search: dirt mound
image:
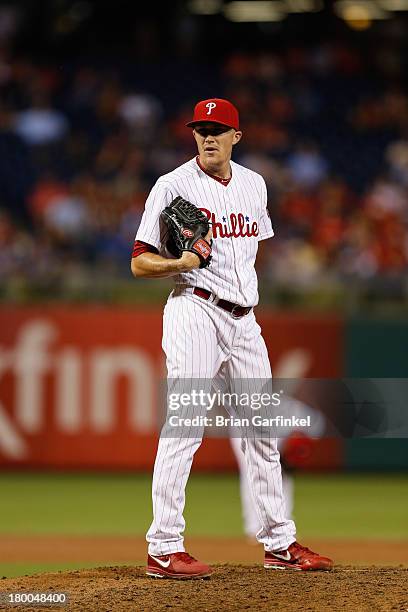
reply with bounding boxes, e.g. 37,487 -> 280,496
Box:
1,565 -> 407,612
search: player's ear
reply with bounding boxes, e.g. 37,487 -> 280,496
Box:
232,130 -> 242,146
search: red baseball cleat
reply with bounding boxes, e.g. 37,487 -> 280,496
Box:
146,552 -> 212,579
264,541 -> 333,571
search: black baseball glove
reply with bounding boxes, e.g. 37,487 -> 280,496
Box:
160,196 -> 212,269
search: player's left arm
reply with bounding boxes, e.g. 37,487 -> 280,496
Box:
258,178 -> 274,242
255,178 -> 274,271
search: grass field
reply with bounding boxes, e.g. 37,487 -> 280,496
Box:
0,472 -> 407,577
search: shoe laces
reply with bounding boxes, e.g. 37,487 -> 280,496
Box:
177,552 -> 197,564
290,542 -> 315,557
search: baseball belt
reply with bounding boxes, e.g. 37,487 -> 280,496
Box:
192,287 -> 252,318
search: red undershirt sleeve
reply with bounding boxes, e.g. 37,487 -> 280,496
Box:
132,240 -> 160,258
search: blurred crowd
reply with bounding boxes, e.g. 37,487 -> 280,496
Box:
1,41 -> 408,303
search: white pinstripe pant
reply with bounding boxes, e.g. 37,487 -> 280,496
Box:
146,291 -> 296,555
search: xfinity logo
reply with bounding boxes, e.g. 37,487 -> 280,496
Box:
0,320 -> 155,459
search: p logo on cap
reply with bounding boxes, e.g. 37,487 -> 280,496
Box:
205,102 -> 217,115
186,98 -> 239,130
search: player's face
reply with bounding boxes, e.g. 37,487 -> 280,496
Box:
193,123 -> 242,168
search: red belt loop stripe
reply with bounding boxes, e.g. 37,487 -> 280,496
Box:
193,287 -> 212,300
192,287 -> 252,318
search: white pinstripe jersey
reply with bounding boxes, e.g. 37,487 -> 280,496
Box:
135,156 -> 274,306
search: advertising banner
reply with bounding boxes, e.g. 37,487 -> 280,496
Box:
0,307 -> 343,469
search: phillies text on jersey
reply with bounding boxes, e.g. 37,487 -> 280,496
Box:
135,157 -> 274,306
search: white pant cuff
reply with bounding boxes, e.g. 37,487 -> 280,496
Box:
263,537 -> 296,553
148,544 -> 185,556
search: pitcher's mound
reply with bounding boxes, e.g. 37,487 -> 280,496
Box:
1,565 -> 407,611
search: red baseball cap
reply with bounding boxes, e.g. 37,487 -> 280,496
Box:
186,98 -> 239,130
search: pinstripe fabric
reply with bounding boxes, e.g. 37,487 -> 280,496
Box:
146,294 -> 296,555
135,157 -> 274,307
230,435 -> 295,537
141,156 -> 295,557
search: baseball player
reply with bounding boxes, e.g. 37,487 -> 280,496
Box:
131,98 -> 333,578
